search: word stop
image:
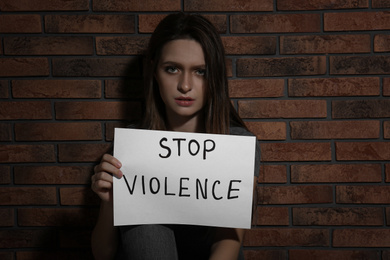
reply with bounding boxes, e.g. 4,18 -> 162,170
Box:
159,137 -> 216,160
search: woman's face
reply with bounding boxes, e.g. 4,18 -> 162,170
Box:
155,39 -> 207,127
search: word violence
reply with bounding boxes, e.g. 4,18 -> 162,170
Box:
123,175 -> 242,200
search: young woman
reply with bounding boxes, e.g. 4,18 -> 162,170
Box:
91,13 -> 260,260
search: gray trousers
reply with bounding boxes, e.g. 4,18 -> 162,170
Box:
117,225 -> 245,260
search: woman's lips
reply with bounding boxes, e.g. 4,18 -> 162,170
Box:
175,97 -> 194,106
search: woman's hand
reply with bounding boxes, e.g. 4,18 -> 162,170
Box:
92,154 -> 123,202
91,154 -> 121,259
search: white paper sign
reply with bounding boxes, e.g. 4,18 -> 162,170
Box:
113,128 -> 256,229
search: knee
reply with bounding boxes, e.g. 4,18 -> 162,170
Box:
121,224 -> 172,237
120,224 -> 175,244
119,225 -> 178,260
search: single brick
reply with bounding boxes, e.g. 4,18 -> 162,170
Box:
229,79 -> 284,98
332,100 -> 390,118
238,100 -> 327,119
60,187 -> 100,205
0,208 -> 13,226
58,143 -> 111,162
18,208 -> 98,227
258,165 -> 287,183
255,207 -> 289,226
96,36 -> 149,55
185,0 -> 272,11
245,250 -> 287,260
385,121 -> 390,139
374,34 -> 390,52
52,57 -> 141,77
15,122 -> 102,141
231,14 -> 321,33
0,101 -> 52,120
244,228 -> 329,247
0,165 -> 11,184
0,0 -> 89,11
293,207 -> 383,225
387,208 -> 390,225
281,34 -> 370,54
0,123 -> 11,141
330,56 -> 390,75
14,166 -> 93,184
45,15 -> 135,33
55,101 -> 141,120
325,11 -> 390,31
333,229 -> 390,247
246,121 -> 286,141
277,0 -> 368,10
237,56 -> 326,77
222,36 -> 276,55
0,80 -> 8,98
12,79 -> 101,98
289,250 -> 380,260
258,185 -> 333,204
336,142 -> 390,161
0,187 -> 57,205
105,79 -> 143,99
0,144 -> 55,163
372,0 -> 390,8
105,122 -> 129,141
290,120 -> 380,139
0,58 -> 49,77
288,77 -> 380,96
336,185 -> 390,203
0,15 -> 41,33
0,229 -> 56,248
4,36 -> 93,55
138,14 -> 227,34
93,0 -> 180,11
384,78 -> 390,96
261,143 -> 331,162
386,164 -> 390,182
291,164 -> 382,183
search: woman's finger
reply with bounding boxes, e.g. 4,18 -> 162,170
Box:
93,171 -> 113,183
102,154 -> 122,169
91,180 -> 113,202
95,156 -> 123,179
92,179 -> 113,191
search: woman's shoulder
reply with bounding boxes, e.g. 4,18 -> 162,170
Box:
230,125 -> 260,177
229,125 -> 255,137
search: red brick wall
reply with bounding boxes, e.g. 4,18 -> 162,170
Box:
0,0 -> 389,259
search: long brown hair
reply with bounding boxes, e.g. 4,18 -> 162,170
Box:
141,12 -> 246,134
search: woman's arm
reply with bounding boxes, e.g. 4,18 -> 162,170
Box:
209,228 -> 245,260
91,201 -> 118,260
91,154 -> 123,260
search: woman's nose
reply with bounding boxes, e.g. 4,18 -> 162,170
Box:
178,72 -> 192,93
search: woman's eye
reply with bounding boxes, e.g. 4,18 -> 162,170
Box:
165,66 -> 178,73
196,69 -> 206,76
